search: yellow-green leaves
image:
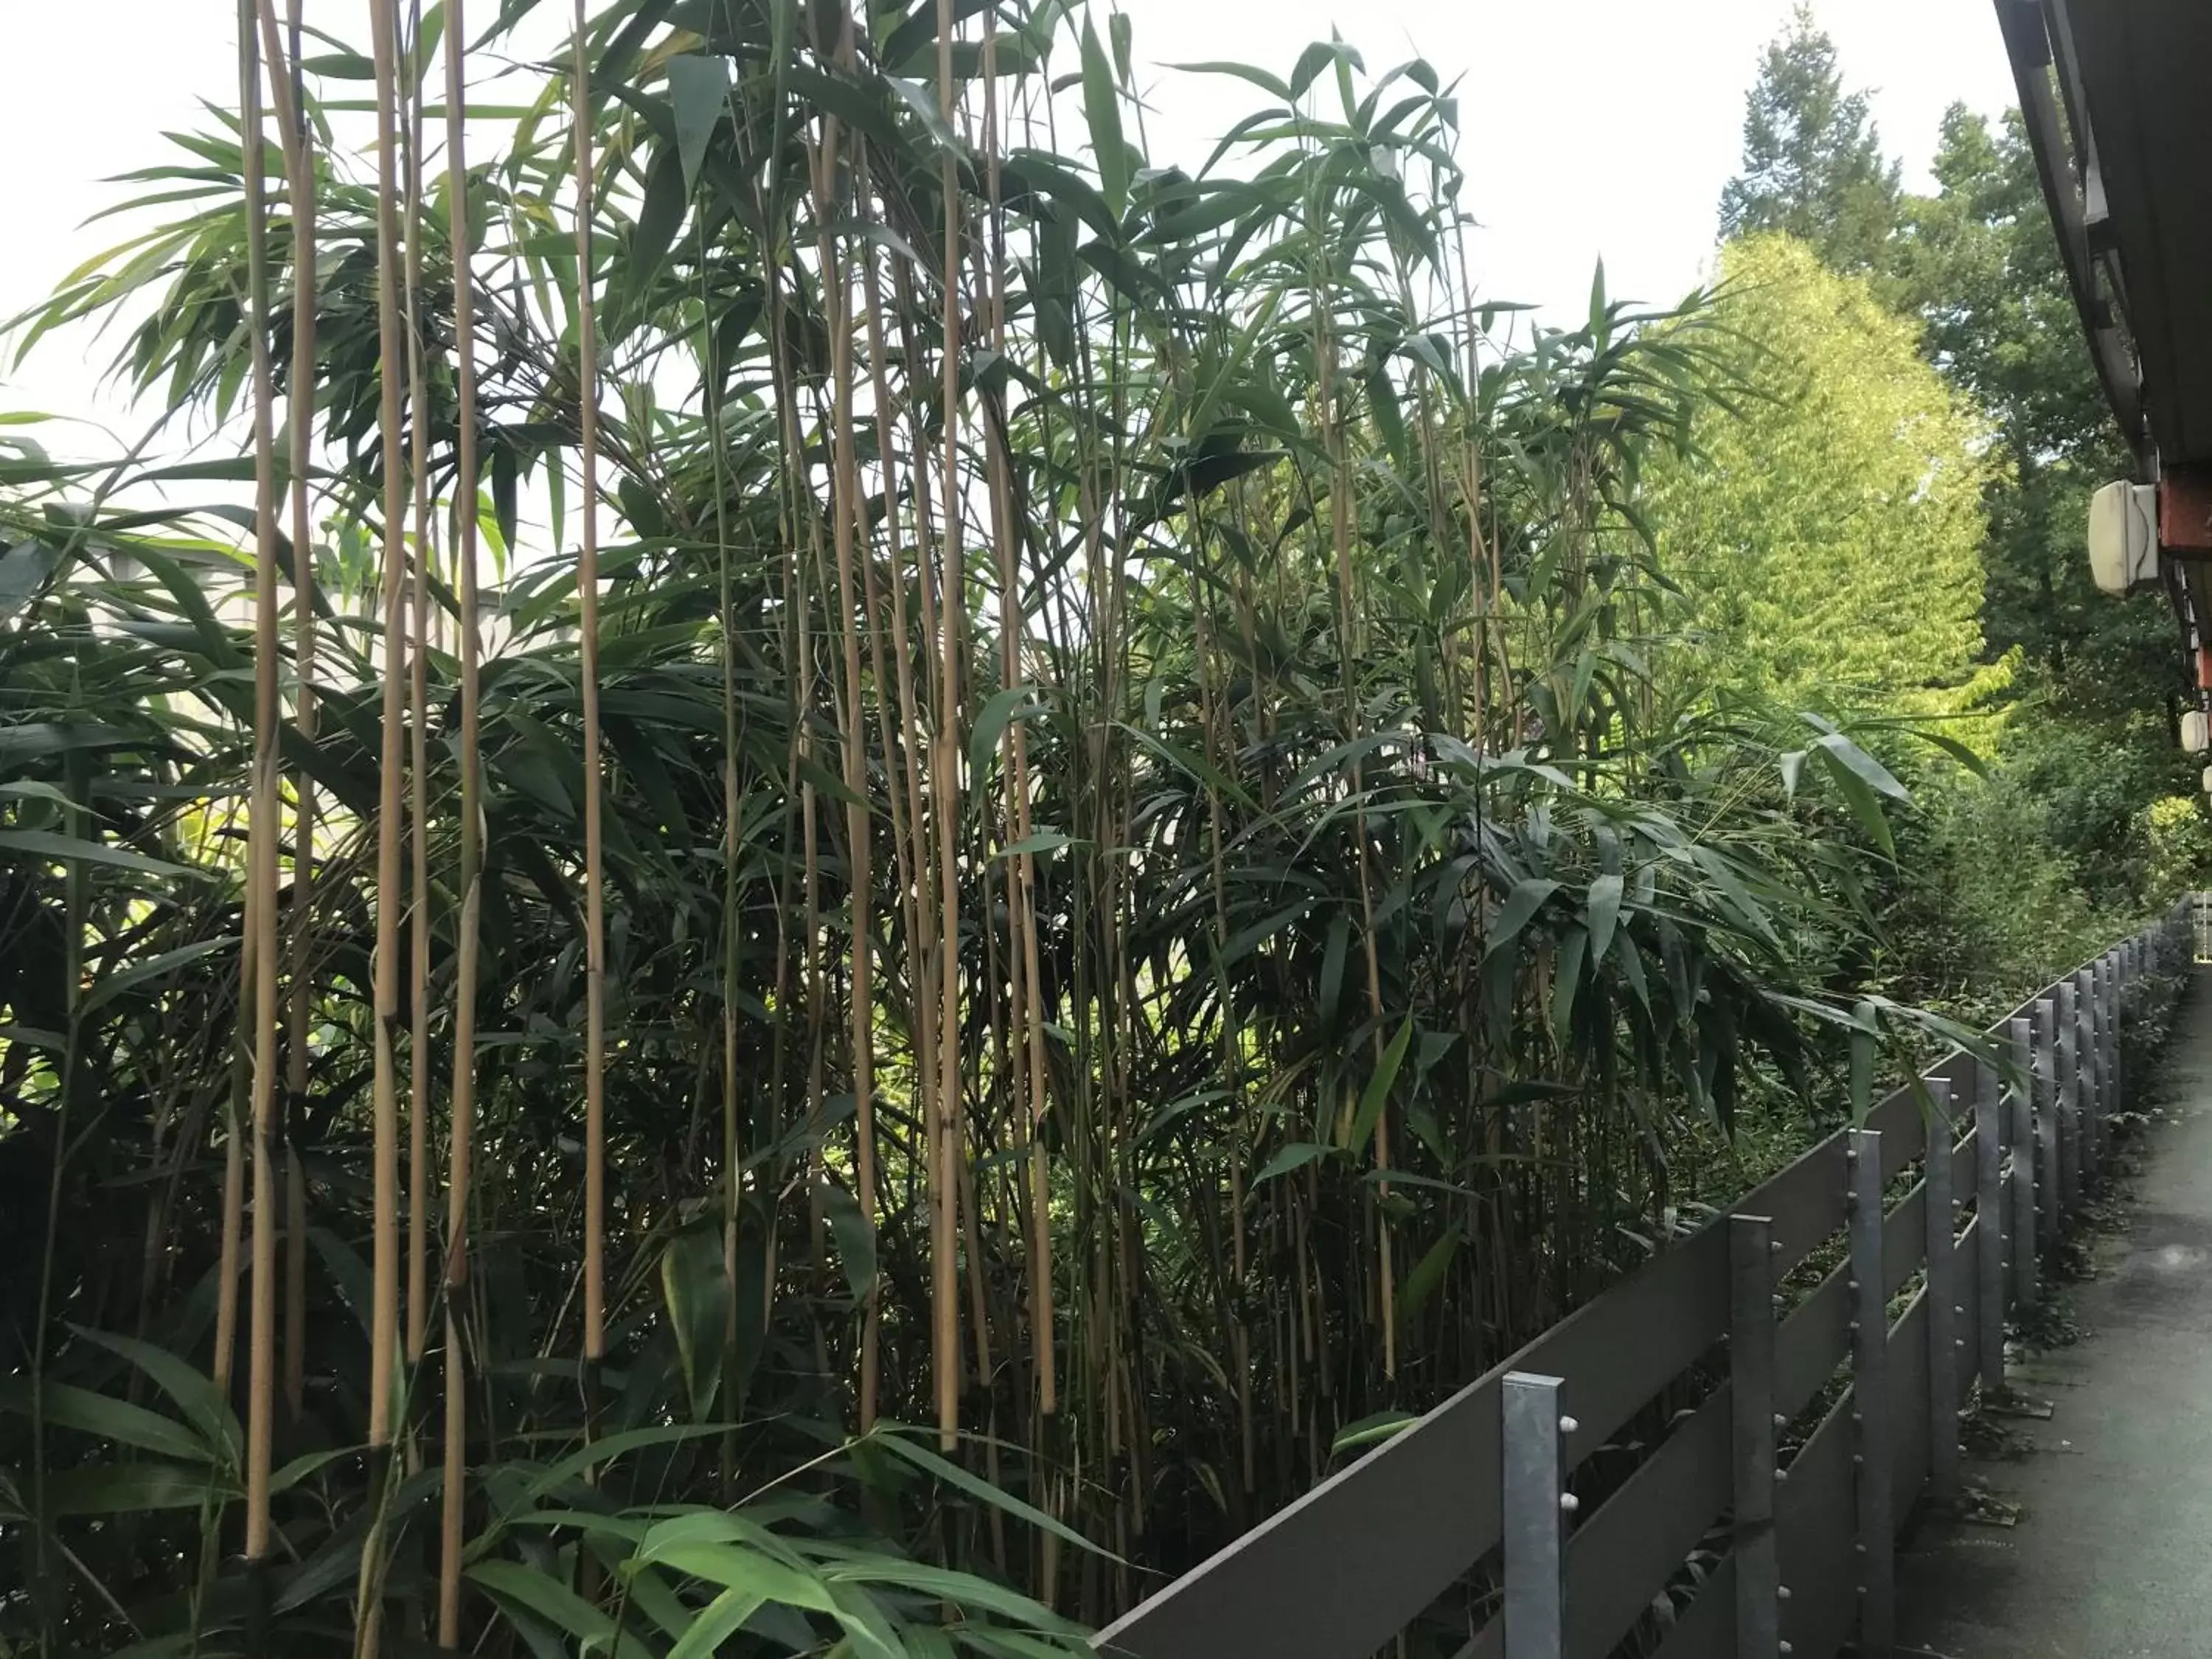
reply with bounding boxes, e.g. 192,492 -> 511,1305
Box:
1646,234 -> 1994,718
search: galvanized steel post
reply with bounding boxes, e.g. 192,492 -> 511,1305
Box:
2078,965 -> 2101,1180
1502,1371 -> 1568,1659
1848,1127 -> 1893,1657
2009,1015 -> 2037,1311
2054,978 -> 2080,1214
2034,995 -> 2060,1236
2104,953 -> 2121,1128
1731,1214 -> 1781,1659
2077,965 -> 2099,1180
1924,1081 -> 1961,1506
2095,958 -> 2113,1166
1973,1057 -> 2006,1393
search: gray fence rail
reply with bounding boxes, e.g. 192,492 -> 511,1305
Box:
1094,903 -> 2195,1659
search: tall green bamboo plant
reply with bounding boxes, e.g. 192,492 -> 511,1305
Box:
0,2 -> 1986,1651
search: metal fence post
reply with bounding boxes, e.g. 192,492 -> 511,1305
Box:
1503,1371 -> 1568,1659
1848,1127 -> 1893,1658
2009,1015 -> 2037,1311
2079,964 -> 2103,1181
2053,978 -> 2079,1216
2078,965 -> 2099,1181
1924,1082 -> 1961,1506
2104,953 -> 2121,1128
1731,1215 -> 1781,1659
1974,1057 -> 2006,1392
2096,958 -> 2115,1165
2034,995 -> 2061,1235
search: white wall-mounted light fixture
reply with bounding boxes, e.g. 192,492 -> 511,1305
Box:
2185,710 -> 2210,754
2088,480 -> 2160,596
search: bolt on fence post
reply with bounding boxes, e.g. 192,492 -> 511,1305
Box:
1925,1082 -> 1961,1507
1731,1214 -> 1781,1659
2053,978 -> 2080,1217
2009,1015 -> 2038,1311
1848,1127 -> 1893,1658
1974,1055 -> 2006,1394
2034,995 -> 2061,1238
1502,1371 -> 1568,1659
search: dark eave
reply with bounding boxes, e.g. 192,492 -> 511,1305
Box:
2001,0 -> 2212,476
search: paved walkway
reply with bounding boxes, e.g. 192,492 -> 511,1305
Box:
1898,973 -> 2212,1658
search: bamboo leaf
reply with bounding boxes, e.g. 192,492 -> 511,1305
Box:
659,1225 -> 731,1422
639,1541 -> 839,1614
69,1326 -> 240,1460
1253,1141 -> 1336,1183
1484,877 -> 1559,957
667,53 -> 729,198
819,1180 -> 877,1300
1813,730 -> 1910,801
872,1427 -> 1122,1561
0,829 -> 190,878
969,684 -> 1046,785
41,1461 -> 232,1516
1586,872 -> 1623,967
1346,1017 -> 1415,1158
667,1587 -> 768,1659
467,1559 -> 624,1649
1079,15 -> 1127,219
1330,1409 -> 1419,1458
1166,60 -> 1293,103
0,1378 -> 211,1464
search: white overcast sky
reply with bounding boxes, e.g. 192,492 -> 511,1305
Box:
0,0 -> 2018,444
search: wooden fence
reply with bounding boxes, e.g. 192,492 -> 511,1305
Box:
1094,903 -> 2194,1659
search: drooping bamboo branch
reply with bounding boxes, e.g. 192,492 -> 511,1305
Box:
439,4 -> 483,1641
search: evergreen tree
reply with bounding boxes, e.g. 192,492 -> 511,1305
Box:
1646,234 -> 1994,714
1718,4 -> 1902,275
1888,106 -> 2190,899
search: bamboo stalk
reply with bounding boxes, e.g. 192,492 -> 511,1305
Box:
860,241 -> 931,1378
439,2 -> 482,1641
403,0 -> 434,1374
364,0 -> 408,1459
972,21 -> 1054,1425
571,0 -> 608,1379
812,4 -> 879,1430
931,0 -> 965,1458
237,0 -> 284,1623
255,0 -> 318,1430
212,927 -> 248,1396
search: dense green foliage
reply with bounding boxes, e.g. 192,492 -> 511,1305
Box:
1648,234 -> 1993,713
0,3 -> 2183,1657
1712,8 -> 2208,1018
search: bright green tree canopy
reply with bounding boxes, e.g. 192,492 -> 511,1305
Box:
1649,234 -> 1994,714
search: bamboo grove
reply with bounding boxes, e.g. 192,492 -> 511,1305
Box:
0,1 -> 1966,1652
